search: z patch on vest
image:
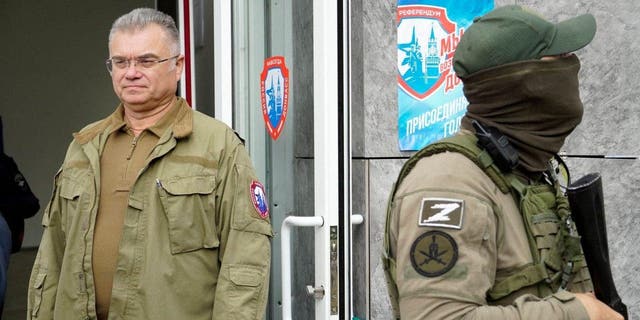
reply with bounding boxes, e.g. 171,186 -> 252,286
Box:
418,198 -> 464,229
410,230 -> 458,277
250,181 -> 269,219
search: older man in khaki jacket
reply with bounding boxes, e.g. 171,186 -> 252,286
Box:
28,8 -> 271,320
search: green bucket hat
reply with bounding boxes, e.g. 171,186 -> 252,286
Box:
453,5 -> 596,78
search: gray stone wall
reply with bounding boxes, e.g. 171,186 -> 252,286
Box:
352,0 -> 640,318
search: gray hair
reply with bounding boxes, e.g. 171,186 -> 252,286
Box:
109,8 -> 180,55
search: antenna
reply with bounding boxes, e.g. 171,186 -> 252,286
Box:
558,152 -> 637,160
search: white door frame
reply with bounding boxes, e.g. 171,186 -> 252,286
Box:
212,0 -> 233,126
314,0 -> 340,319
188,0 -> 357,318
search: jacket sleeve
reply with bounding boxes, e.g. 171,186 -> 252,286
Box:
212,134 -> 273,320
390,153 -> 590,320
27,170 -> 65,320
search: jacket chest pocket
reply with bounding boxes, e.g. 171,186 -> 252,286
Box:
57,172 -> 94,233
158,175 -> 219,254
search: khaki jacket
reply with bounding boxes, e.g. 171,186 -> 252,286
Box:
27,98 -> 272,320
387,148 -> 590,319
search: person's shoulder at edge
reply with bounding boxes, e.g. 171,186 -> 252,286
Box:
398,144 -> 497,199
191,109 -> 246,147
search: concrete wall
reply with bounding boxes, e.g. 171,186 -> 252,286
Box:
352,0 -> 640,318
0,0 -> 153,248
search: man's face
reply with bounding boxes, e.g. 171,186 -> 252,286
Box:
108,24 -> 183,112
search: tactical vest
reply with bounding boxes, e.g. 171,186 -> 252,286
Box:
382,134 -> 589,317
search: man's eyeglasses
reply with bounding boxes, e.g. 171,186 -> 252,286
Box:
105,54 -> 180,72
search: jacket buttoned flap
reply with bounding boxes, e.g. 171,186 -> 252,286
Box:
214,263 -> 268,319
58,178 -> 83,201
229,265 -> 263,287
157,174 -> 219,254
161,175 -> 215,195
54,160 -> 95,235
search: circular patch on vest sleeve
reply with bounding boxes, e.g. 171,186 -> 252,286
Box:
410,230 -> 458,277
250,181 -> 269,219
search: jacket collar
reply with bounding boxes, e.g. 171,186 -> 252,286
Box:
73,97 -> 193,145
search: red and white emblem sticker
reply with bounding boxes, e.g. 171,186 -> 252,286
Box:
250,181 -> 269,219
260,56 -> 290,140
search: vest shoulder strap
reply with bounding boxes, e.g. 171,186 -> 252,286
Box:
392,134 -> 512,199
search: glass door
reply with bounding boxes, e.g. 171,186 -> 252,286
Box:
229,1 -> 355,319
181,0 -> 356,318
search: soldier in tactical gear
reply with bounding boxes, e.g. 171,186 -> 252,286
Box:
383,5 -> 623,319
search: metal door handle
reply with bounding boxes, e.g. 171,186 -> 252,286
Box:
352,214 -> 364,225
281,216 -> 324,320
305,285 -> 326,299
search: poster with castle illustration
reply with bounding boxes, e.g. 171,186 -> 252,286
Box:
397,0 -> 493,151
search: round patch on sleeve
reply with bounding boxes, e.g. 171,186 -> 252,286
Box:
250,181 -> 269,219
410,230 -> 458,277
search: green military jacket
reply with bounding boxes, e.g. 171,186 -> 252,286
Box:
27,98 -> 272,320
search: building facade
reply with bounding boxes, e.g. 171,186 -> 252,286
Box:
1,0 -> 638,318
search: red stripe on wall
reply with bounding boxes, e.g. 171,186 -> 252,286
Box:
183,0 -> 192,106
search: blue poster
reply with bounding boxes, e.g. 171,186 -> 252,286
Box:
397,0 -> 493,151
